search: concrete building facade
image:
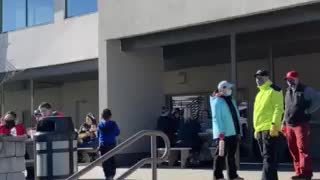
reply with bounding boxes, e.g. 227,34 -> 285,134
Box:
98,0 -> 320,157
0,0 -> 99,128
1,0 -> 320,160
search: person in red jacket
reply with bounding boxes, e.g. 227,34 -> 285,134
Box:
0,111 -> 26,136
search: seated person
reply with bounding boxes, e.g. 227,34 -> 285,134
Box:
78,113 -> 98,148
0,111 -> 32,179
156,106 -> 176,147
171,108 -> 183,134
199,110 -> 212,132
0,111 -> 26,136
38,102 -> 64,119
176,107 -> 202,165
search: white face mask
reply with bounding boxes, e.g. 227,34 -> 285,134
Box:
224,89 -> 232,96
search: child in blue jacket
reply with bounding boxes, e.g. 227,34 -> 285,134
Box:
98,109 -> 120,180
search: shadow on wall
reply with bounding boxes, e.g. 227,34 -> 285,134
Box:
0,33 -> 9,83
0,33 -> 9,114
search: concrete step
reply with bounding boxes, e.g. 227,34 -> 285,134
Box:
78,167 -> 320,180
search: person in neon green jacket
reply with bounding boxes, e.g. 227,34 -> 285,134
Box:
253,70 -> 284,180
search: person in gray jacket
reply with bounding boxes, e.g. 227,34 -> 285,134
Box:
282,71 -> 320,180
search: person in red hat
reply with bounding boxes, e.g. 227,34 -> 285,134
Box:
282,71 -> 320,180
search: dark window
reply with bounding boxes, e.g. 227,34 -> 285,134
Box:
66,0 -> 97,18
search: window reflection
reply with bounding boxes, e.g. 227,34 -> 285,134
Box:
66,0 -> 97,18
27,0 -> 54,27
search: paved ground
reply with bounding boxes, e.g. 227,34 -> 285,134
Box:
79,166 -> 320,180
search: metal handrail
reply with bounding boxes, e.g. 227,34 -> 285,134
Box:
66,130 -> 170,180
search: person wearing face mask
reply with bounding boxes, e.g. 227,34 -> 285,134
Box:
0,111 -> 26,136
210,81 -> 243,180
282,71 -> 320,180
253,70 -> 284,180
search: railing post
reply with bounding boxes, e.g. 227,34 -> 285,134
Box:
151,135 -> 157,180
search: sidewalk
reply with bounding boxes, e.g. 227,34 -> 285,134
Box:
79,166 -> 320,180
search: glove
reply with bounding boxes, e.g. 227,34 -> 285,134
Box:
237,134 -> 241,141
218,133 -> 225,140
254,131 -> 258,140
281,125 -> 287,137
270,124 -> 279,137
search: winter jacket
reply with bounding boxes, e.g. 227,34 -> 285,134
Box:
210,95 -> 241,139
253,80 -> 284,133
97,119 -> 120,147
284,83 -> 320,126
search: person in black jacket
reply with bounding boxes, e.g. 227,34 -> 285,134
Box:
282,71 -> 320,180
156,106 -> 176,147
176,107 -> 202,166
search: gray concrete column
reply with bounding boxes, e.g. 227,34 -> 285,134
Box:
230,33 -> 237,86
30,79 -> 34,117
1,85 -> 4,115
230,34 -> 240,168
269,44 -> 275,82
100,40 -> 164,152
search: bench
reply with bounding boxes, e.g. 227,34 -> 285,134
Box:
157,147 -> 192,168
78,147 -> 99,163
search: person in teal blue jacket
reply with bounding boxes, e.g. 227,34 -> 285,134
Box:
210,81 -> 243,180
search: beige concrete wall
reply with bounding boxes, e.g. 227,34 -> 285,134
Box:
62,80 -> 99,128
164,60 -> 269,97
3,80 -> 98,128
164,53 -> 320,98
99,0 -> 318,40
100,40 -> 164,152
274,53 -> 320,90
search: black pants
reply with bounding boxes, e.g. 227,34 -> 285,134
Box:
25,153 -> 34,179
100,144 -> 116,179
257,131 -> 279,180
213,135 -> 239,179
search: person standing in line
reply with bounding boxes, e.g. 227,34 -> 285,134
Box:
210,80 -> 243,180
98,109 -> 120,180
282,71 -> 320,180
253,70 -> 284,180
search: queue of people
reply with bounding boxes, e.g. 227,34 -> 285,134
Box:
210,69 -> 317,180
0,69 -> 318,180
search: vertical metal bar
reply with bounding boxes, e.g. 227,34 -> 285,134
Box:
1,84 -> 4,115
26,0 -> 28,27
30,79 -> 34,120
230,33 -> 240,169
47,140 -> 53,180
151,136 -> 157,180
65,0 -> 68,18
269,43 -> 275,82
230,33 -> 237,86
0,0 -> 3,32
